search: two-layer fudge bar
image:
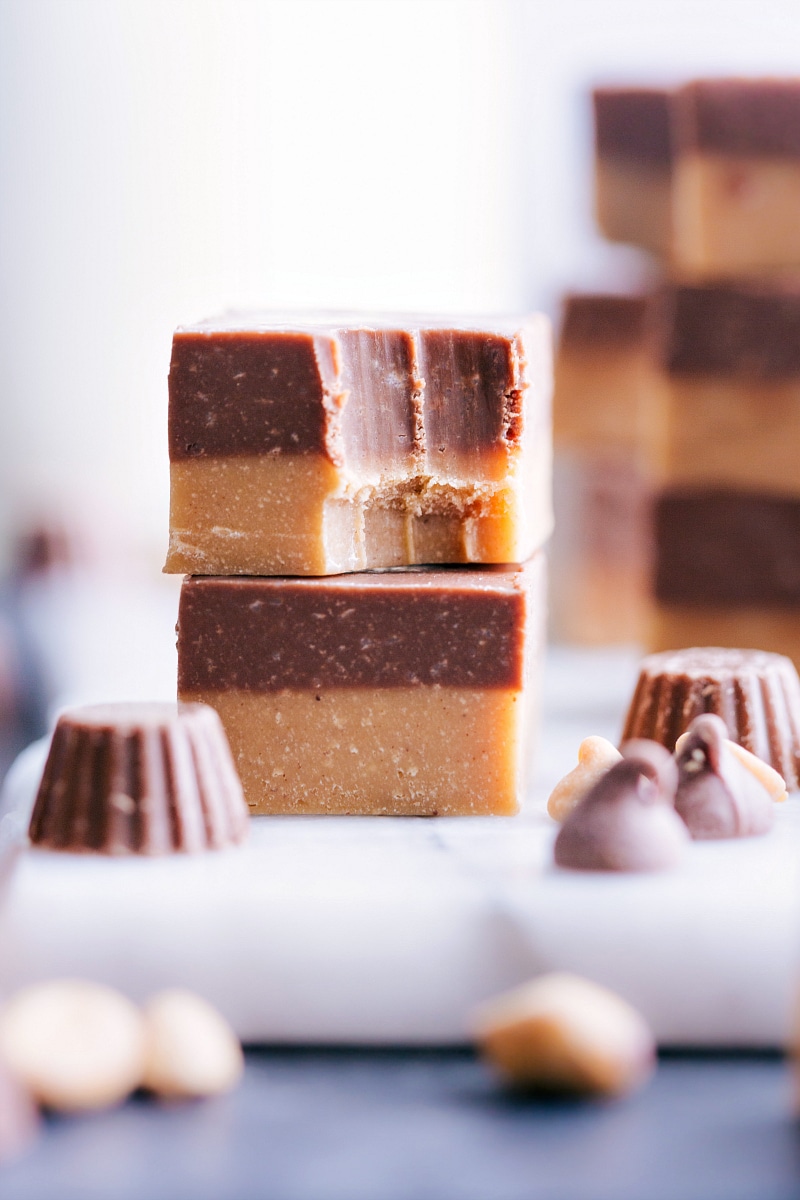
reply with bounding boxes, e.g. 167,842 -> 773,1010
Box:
649,280 -> 800,664
593,88 -> 674,257
166,314 -> 552,577
177,555 -> 545,816
672,79 -> 800,274
551,294 -> 660,644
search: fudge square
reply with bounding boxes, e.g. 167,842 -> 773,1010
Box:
177,555 -> 545,816
165,313 -> 552,577
672,79 -> 800,274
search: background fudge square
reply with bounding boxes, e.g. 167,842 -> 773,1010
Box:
177,556 -> 545,816
166,314 -> 552,578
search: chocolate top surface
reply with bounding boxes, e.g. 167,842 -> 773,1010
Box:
177,561 -> 539,692
593,87 -> 674,166
655,491 -> 800,605
678,78 -> 800,157
560,294 -> 649,350
56,702 -> 208,731
169,313 -> 543,465
640,647 -> 794,679
657,282 -> 800,378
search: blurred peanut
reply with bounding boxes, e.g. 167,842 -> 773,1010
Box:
472,972 -> 656,1097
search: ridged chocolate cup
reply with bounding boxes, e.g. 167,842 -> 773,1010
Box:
29,702 -> 249,854
621,648 -> 800,790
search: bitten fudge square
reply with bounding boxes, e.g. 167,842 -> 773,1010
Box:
166,314 -> 552,578
177,556 -> 545,816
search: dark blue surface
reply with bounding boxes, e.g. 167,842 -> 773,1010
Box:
1,1049 -> 799,1200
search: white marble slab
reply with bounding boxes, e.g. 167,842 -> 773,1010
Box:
1,648 -> 798,1048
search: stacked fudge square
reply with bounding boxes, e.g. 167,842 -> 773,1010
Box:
552,79 -> 800,665
167,315 -> 553,815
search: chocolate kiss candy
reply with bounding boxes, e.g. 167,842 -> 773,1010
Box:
554,741 -> 688,873
675,713 -> 775,839
619,739 -> 679,801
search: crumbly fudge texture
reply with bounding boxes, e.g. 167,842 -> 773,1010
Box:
177,557 -> 545,815
166,315 -> 552,576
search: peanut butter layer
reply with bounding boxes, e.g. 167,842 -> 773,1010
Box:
166,431 -> 552,576
166,314 -> 552,576
671,156 -> 800,273
657,376 -> 800,494
655,491 -> 800,606
177,557 -> 544,815
594,158 -> 673,257
181,687 -> 533,816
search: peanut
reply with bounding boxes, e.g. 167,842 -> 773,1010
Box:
142,989 -> 243,1100
473,973 -> 655,1097
547,737 -> 622,823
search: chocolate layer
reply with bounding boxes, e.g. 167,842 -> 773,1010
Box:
169,315 -> 533,465
678,79 -> 800,158
655,491 -> 800,605
658,282 -> 800,379
419,330 -> 523,453
177,563 -> 537,692
169,331 -> 341,461
593,88 -> 674,166
560,295 -> 649,350
337,329 -> 421,470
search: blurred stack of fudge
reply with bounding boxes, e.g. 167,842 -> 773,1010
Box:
553,79 -> 800,664
166,315 -> 553,815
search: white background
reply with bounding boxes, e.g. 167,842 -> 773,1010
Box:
0,0 -> 798,567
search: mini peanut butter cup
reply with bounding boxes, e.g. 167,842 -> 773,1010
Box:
29,703 -> 249,854
621,648 -> 800,790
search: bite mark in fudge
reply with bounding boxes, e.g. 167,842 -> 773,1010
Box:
166,314 -> 552,576
177,558 -> 545,816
